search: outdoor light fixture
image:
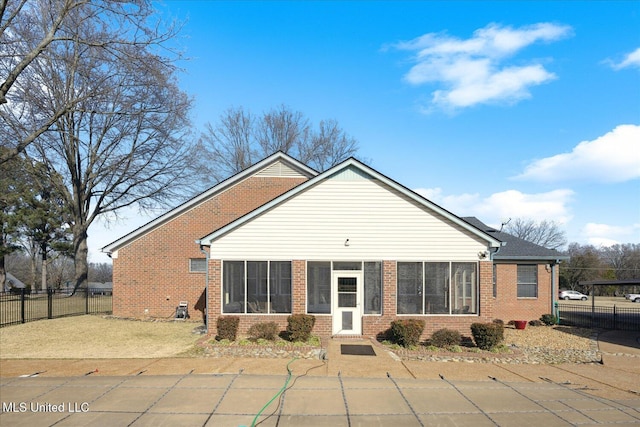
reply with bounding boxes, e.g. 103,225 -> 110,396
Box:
345,238 -> 350,247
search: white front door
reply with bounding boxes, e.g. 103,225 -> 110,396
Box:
332,272 -> 362,335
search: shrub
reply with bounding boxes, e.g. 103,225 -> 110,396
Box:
430,328 -> 462,348
540,314 -> 558,326
493,319 -> 504,325
217,316 -> 240,341
528,319 -> 544,327
286,314 -> 315,342
390,319 -> 425,347
248,321 -> 280,341
470,322 -> 504,350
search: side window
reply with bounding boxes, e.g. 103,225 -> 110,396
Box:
189,258 -> 206,273
517,265 -> 538,298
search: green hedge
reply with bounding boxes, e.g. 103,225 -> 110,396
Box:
217,316 -> 240,341
286,314 -> 315,342
390,319 -> 425,347
470,322 -> 504,350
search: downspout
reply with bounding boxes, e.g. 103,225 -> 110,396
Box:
551,260 -> 560,320
199,244 -> 210,328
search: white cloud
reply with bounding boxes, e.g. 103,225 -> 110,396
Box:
583,222 -> 640,246
414,187 -> 574,226
515,124 -> 640,183
394,22 -> 572,110
608,47 -> 640,70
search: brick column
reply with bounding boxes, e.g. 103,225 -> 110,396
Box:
383,261 -> 397,316
479,260 -> 494,321
207,259 -> 222,334
292,260 -> 306,314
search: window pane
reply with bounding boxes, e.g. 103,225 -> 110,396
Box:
223,261 -> 244,313
247,261 -> 268,313
189,258 -> 206,273
333,261 -> 362,270
270,261 -> 291,313
452,263 -> 476,314
338,277 -> 357,292
517,265 -> 537,284
517,265 -> 538,298
397,262 -> 422,314
307,262 -> 331,313
364,262 -> 382,314
338,294 -> 357,307
424,262 -> 449,314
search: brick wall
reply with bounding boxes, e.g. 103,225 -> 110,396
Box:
492,263 -> 554,323
206,259 -> 549,340
112,176 -> 307,320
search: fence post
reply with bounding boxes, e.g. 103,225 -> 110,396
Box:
20,288 -> 26,324
48,288 -> 53,319
85,288 -> 89,314
613,304 -> 617,330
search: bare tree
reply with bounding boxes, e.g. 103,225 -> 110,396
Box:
503,218 -> 567,250
199,105 -> 360,184
560,243 -> 603,291
23,1 -> 195,291
256,104 -> 310,156
304,119 -> 359,172
200,107 -> 257,183
600,243 -> 640,280
0,0 -> 181,163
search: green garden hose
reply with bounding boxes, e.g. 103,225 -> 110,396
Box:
247,357 -> 297,427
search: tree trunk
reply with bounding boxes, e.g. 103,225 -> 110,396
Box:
73,226 -> 89,293
0,255 -> 5,290
41,245 -> 48,292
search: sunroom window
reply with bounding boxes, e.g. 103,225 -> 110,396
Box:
222,261 -> 291,314
397,261 -> 477,315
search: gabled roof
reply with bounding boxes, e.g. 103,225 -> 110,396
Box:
198,157 -> 503,248
102,152 -> 317,254
462,217 -> 569,261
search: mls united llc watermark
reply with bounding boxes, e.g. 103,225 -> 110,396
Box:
2,401 -> 90,413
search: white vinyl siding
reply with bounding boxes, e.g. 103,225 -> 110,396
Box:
210,167 -> 487,260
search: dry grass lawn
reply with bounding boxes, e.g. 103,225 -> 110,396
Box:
0,315 -> 202,359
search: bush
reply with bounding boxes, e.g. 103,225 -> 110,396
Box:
217,316 -> 240,341
528,319 -> 544,327
492,319 -> 504,325
540,313 -> 558,326
248,321 -> 280,341
390,319 -> 425,347
286,314 -> 315,342
430,328 -> 462,348
470,322 -> 504,350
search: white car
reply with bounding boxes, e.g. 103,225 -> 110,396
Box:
625,293 -> 640,303
559,290 -> 588,301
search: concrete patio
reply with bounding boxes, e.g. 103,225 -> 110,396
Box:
1,330 -> 638,426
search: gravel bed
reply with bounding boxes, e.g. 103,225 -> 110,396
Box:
395,325 -> 600,364
197,325 -> 601,364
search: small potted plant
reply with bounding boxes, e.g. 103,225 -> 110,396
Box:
514,320 -> 527,330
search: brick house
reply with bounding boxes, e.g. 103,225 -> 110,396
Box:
103,152 -> 567,339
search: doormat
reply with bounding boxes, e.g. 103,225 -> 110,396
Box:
340,344 -> 376,356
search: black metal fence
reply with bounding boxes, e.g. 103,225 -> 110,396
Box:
0,288 -> 112,327
557,303 -> 640,331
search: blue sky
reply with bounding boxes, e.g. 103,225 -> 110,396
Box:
91,1 -> 640,263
